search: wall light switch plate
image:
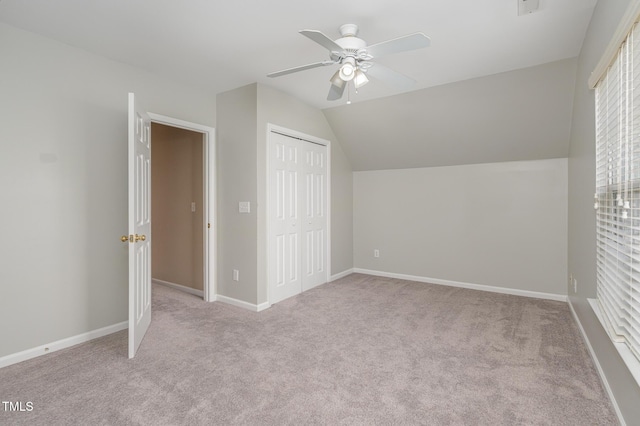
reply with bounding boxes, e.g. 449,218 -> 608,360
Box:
239,202 -> 250,213
518,0 -> 539,16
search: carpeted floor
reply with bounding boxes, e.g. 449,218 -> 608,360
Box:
0,274 -> 617,425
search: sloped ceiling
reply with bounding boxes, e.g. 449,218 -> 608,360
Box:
0,0 -> 593,169
323,58 -> 578,170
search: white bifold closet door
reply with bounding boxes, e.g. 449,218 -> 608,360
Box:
270,131 -> 327,304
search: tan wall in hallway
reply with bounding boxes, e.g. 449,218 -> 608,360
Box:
151,123 -> 204,291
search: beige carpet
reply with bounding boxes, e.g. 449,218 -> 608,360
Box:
0,274 -> 617,425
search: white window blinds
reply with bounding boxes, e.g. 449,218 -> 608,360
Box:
595,21 -> 640,363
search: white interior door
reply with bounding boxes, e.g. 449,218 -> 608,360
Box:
270,132 -> 303,303
127,92 -> 152,358
302,142 -> 327,291
269,130 -> 328,304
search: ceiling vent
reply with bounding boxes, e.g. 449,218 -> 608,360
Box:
518,0 -> 540,16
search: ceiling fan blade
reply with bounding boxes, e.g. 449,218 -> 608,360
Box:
267,60 -> 336,78
364,32 -> 430,59
365,63 -> 416,90
327,83 -> 346,101
300,30 -> 343,53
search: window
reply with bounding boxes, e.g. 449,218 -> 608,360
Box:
595,22 -> 640,365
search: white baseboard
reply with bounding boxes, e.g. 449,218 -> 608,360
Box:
353,268 -> 567,302
216,294 -> 270,312
0,321 -> 128,370
568,299 -> 625,426
219,272 -> 343,311
153,278 -> 204,298
330,268 -> 354,282
256,302 -> 270,312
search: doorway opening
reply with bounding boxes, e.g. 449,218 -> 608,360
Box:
148,114 -> 216,302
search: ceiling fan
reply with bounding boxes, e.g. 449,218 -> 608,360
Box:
267,24 -> 431,102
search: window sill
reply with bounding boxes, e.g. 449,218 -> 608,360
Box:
588,298 -> 640,387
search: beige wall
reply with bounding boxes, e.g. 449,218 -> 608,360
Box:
0,23 -> 216,358
354,158 -> 568,296
216,84 -> 259,304
567,0 -> 640,422
151,123 -> 204,291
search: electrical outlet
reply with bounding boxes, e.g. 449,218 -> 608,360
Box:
374,249 -> 380,258
233,269 -> 239,282
573,278 -> 578,293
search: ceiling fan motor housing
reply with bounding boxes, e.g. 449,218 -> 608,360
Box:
339,24 -> 359,37
335,24 -> 366,53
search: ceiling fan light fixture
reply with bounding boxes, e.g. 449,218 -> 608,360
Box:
329,70 -> 345,88
354,69 -> 369,88
339,57 -> 357,81
339,63 -> 355,81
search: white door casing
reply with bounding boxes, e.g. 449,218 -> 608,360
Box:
268,127 -> 329,304
206,131 -> 216,302
128,93 -> 152,359
146,113 -> 216,302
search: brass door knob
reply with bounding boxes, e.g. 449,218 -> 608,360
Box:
121,235 -> 129,243
135,234 -> 146,242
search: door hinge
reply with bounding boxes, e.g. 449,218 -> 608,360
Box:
208,223 -> 211,229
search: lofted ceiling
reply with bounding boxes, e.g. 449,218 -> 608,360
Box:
323,58 -> 578,171
0,0 -> 597,170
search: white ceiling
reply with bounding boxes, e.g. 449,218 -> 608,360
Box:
0,0 -> 597,110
